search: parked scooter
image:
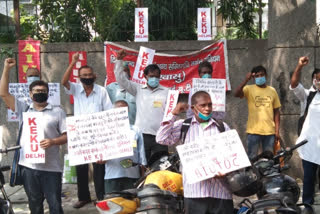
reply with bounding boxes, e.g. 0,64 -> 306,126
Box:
226,140 -> 314,214
95,152 -> 183,214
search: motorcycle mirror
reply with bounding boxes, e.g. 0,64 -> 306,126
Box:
120,159 -> 134,168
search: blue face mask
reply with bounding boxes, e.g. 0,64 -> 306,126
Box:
147,77 -> 160,88
198,111 -> 212,121
27,76 -> 40,84
201,74 -> 212,79
255,76 -> 266,86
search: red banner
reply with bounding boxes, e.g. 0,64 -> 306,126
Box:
104,39 -> 231,92
18,40 -> 41,83
68,51 -> 87,104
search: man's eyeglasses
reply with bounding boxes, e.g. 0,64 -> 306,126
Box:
32,89 -> 48,93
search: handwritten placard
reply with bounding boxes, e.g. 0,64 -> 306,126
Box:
66,107 -> 133,166
163,90 -> 179,121
7,83 -> 61,122
20,112 -> 45,163
176,129 -> 251,184
191,78 -> 226,112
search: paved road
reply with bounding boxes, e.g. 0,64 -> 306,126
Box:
5,182 -> 320,213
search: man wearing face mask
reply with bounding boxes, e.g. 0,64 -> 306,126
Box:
0,58 -> 67,214
234,65 -> 281,160
106,62 -> 136,125
156,91 -> 233,214
290,56 -> 320,206
61,52 -> 112,208
26,67 -> 41,84
114,49 -> 168,165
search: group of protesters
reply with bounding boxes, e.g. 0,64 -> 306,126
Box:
0,48 -> 319,214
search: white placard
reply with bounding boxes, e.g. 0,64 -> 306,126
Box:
177,129 -> 251,184
191,78 -> 226,112
163,90 -> 179,121
20,112 -> 45,163
135,8 -> 148,42
7,83 -> 61,122
198,8 -> 211,41
66,107 -> 133,166
132,46 -> 155,85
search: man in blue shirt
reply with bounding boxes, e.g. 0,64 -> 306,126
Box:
99,100 -> 147,193
106,63 -> 136,125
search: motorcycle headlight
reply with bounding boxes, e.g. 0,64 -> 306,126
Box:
96,200 -> 122,214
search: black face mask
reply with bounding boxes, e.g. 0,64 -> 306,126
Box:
80,78 -> 94,85
33,93 -> 48,103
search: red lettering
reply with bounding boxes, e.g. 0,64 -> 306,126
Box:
139,11 -> 144,17
30,135 -> 38,143
202,166 -> 208,176
194,168 -> 203,178
142,52 -> 149,59
139,28 -> 144,34
138,70 -> 144,79
224,159 -> 231,169
30,126 -> 37,134
141,58 -> 148,66
30,144 -> 38,152
232,154 -> 239,166
170,94 -> 175,101
28,117 -> 36,126
201,11 -> 206,17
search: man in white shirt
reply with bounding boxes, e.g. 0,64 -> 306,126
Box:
61,53 -> 112,208
290,56 -> 320,205
114,50 -> 169,165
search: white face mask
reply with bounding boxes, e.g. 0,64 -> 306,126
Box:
313,79 -> 320,90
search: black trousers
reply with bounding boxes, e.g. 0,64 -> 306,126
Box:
76,163 -> 105,201
143,134 -> 168,166
184,197 -> 234,214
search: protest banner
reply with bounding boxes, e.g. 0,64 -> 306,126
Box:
132,46 -> 155,85
20,112 -> 45,163
191,78 -> 226,112
7,83 -> 61,122
66,107 -> 133,166
68,51 -> 87,104
197,8 -> 211,41
135,8 -> 148,42
176,129 -> 251,184
104,39 -> 231,92
18,40 -> 40,83
163,90 -> 180,121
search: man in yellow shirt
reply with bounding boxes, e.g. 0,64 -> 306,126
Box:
234,65 -> 281,159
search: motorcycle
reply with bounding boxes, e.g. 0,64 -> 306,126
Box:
95,152 -> 183,214
226,140 -> 315,214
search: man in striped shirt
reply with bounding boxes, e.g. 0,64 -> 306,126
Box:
156,91 -> 233,214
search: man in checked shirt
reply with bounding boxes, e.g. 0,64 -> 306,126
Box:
156,91 -> 233,214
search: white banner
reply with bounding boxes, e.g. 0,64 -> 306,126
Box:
191,78 -> 226,112
7,83 -> 61,122
21,112 -> 45,163
132,46 -> 155,85
135,8 -> 148,42
66,107 -> 133,166
163,90 -> 179,121
177,129 -> 251,184
198,8 -> 211,41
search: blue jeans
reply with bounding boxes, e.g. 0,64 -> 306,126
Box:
246,134 -> 275,160
302,159 -> 319,204
21,166 -> 63,214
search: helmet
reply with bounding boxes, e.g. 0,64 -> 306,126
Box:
225,167 -> 261,197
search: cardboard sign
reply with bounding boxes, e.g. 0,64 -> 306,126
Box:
197,8 -> 211,41
66,107 -> 133,166
163,90 -> 179,121
104,39 -> 231,92
135,8 -> 148,42
20,112 -> 45,163
7,83 -> 61,122
68,51 -> 87,104
132,46 -> 155,85
191,78 -> 226,112
176,129 -> 251,184
18,40 -> 41,83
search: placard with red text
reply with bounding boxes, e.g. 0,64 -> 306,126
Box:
176,129 -> 251,184
21,112 -> 45,163
104,39 -> 231,92
132,46 -> 155,85
66,107 -> 133,166
135,8 -> 148,42
198,8 -> 211,41
163,90 -> 179,121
